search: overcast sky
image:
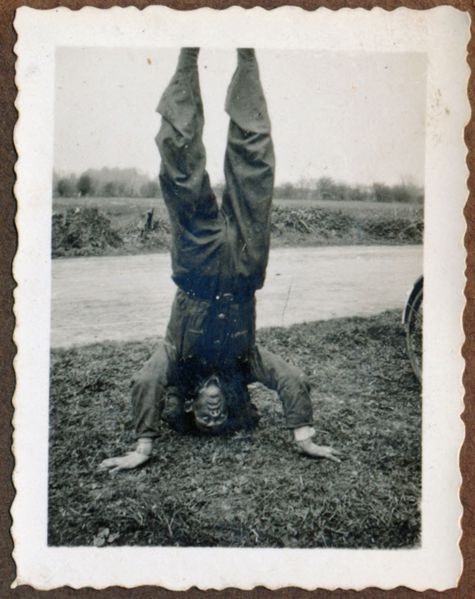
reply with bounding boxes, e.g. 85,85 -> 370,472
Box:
54,48 -> 427,187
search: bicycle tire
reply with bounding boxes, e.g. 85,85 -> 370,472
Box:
405,284 -> 423,383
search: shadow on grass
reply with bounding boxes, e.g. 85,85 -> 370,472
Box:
48,310 -> 421,548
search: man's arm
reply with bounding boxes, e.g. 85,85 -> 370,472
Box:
99,341 -> 175,472
98,438 -> 153,472
293,425 -> 342,462
249,345 -> 342,462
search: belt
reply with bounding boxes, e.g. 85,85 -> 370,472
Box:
214,292 -> 236,303
182,288 -> 254,305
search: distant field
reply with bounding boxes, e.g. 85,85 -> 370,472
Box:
274,197 -> 423,220
52,195 -> 423,257
54,195 -> 423,227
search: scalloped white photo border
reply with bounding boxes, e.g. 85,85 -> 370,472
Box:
12,5 -> 469,590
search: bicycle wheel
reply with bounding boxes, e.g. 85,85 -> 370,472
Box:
405,284 -> 423,383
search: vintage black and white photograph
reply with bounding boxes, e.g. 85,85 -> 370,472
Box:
12,6 -> 468,590
49,45 -> 425,548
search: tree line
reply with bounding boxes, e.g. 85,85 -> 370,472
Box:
210,178 -> 423,204
53,169 -> 423,204
272,177 -> 423,204
53,168 -> 162,199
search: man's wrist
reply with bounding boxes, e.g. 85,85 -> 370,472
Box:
293,425 -> 315,442
136,438 -> 153,456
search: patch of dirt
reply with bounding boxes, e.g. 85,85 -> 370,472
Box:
52,208 -> 123,257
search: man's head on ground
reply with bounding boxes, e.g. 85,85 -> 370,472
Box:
185,375 -> 229,433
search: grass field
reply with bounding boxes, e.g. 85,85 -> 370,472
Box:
48,310 -> 421,548
54,195 -> 423,227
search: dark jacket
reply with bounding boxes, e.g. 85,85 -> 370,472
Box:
165,288 -> 256,377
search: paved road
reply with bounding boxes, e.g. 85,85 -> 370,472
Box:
51,245 -> 422,348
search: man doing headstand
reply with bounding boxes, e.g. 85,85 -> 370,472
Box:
100,48 -> 340,471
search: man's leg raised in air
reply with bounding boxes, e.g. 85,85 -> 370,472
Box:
249,345 -> 341,462
99,342 -> 176,472
156,48 -> 224,293
222,48 -> 275,291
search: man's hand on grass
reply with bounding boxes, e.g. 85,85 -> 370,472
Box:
295,438 -> 342,462
99,439 -> 153,473
99,451 -> 151,473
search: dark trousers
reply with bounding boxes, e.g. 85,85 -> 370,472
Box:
132,51 -> 314,438
156,49 -> 275,295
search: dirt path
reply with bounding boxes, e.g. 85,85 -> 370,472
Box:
51,245 -> 422,348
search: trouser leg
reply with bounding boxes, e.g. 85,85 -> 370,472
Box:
131,341 -> 175,439
156,49 -> 222,288
222,49 -> 275,290
249,344 -> 314,429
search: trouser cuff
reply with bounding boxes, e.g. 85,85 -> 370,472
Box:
134,431 -> 159,440
225,56 -> 271,134
286,419 -> 315,430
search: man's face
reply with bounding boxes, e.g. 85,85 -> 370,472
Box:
192,376 -> 228,432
